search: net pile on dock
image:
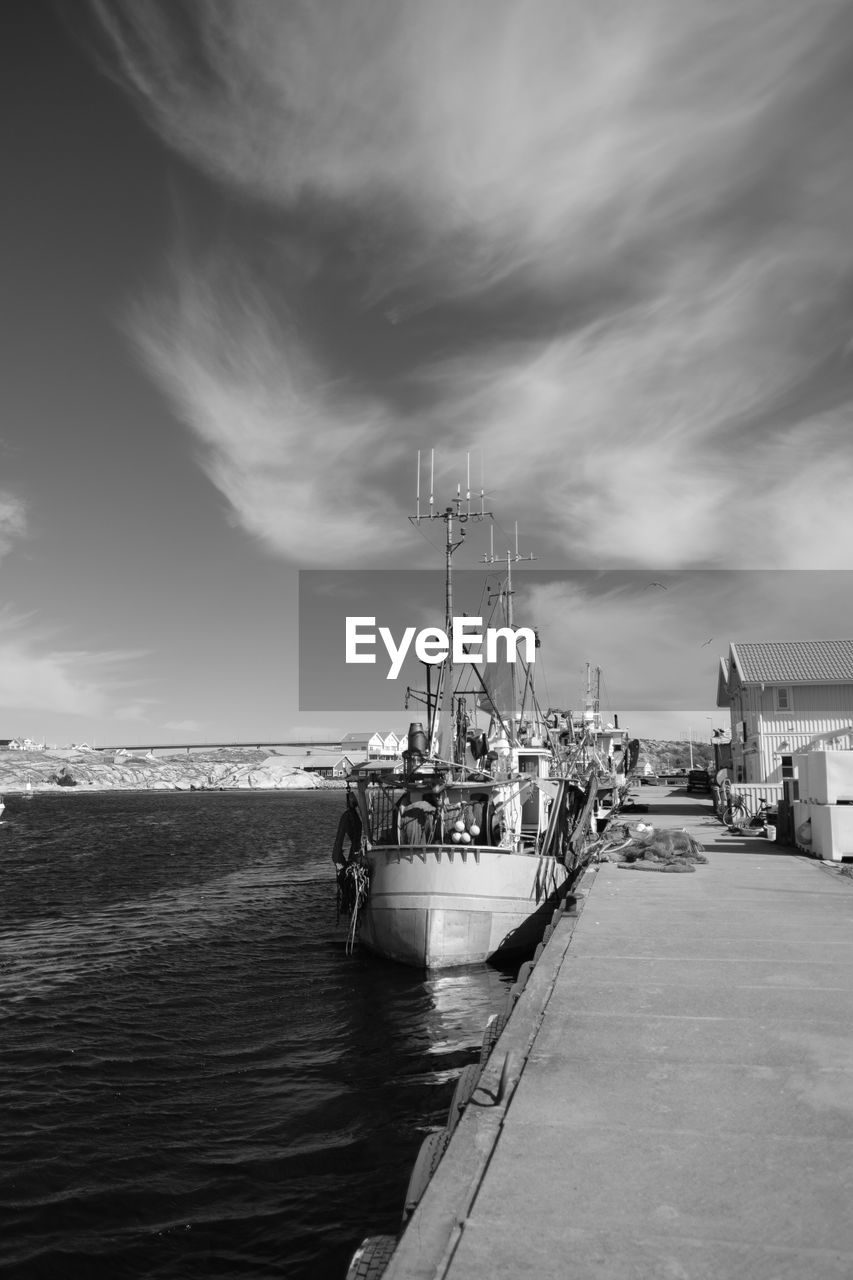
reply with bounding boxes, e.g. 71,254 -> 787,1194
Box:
598,824 -> 708,872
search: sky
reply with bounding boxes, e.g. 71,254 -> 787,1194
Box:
2,0 -> 853,748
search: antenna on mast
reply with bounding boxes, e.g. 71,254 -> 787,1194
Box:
483,522 -> 536,745
409,453 -> 493,758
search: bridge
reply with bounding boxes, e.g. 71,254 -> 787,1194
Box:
93,740 -> 341,755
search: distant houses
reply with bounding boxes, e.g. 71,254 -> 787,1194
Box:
340,730 -> 405,760
288,752 -> 356,780
716,640 -> 853,783
280,730 -> 406,779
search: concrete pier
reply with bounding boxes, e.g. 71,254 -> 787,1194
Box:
382,787 -> 853,1280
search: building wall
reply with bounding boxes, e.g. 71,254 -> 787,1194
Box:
730,682 -> 853,782
727,682 -> 757,782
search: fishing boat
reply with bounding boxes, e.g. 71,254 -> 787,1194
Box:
333,460 -> 635,970
555,663 -> 638,830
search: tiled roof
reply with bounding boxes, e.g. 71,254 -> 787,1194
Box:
731,640 -> 853,685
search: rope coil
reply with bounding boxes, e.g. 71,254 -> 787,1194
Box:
337,861 -> 370,955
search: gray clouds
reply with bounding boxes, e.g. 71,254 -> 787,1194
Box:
85,0 -> 853,566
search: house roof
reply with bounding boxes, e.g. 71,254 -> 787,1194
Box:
730,640 -> 853,686
340,729 -> 405,744
287,752 -> 356,769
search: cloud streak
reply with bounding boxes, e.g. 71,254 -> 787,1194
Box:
85,0 -> 853,568
0,492 -> 26,561
0,611 -> 148,722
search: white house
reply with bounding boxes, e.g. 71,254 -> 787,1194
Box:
377,730 -> 403,758
340,732 -> 376,756
340,730 -> 404,760
716,640 -> 853,783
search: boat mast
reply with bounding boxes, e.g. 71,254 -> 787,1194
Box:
412,450 -> 490,761
483,520 -> 534,747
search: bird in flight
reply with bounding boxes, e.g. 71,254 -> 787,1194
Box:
645,581 -> 667,590
701,637 -> 714,647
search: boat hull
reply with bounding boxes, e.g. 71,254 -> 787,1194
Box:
358,843 -> 571,969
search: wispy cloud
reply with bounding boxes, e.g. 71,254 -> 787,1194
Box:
0,491 -> 26,561
0,611 -> 146,720
85,0 -> 853,568
163,719 -> 203,733
128,257 -> 411,564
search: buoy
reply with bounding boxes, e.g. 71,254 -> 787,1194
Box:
454,819 -> 465,832
460,832 -> 471,844
469,824 -> 480,836
451,831 -> 462,843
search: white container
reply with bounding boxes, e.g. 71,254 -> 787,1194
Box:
765,824 -> 776,842
806,751 -> 853,806
793,801 -> 812,850
807,803 -> 853,861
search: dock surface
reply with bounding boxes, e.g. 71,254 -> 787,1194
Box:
383,788 -> 853,1280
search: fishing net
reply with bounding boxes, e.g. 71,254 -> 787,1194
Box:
597,824 -> 708,872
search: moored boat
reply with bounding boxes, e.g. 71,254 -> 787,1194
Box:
333,460 -> 634,969
348,738 -> 593,968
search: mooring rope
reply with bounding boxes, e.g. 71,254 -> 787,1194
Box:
337,862 -> 370,956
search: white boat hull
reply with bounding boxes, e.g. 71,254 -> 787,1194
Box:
359,843 -> 571,969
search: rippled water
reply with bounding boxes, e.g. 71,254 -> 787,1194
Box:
0,791 -> 515,1279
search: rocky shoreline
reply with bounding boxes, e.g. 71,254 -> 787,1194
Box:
0,748 -> 344,794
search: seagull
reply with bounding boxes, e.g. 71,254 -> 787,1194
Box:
701,637 -> 714,646
645,581 -> 667,590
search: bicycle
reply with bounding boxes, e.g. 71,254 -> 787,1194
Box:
723,790 -> 769,830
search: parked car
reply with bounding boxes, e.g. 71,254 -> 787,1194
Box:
686,768 -> 711,793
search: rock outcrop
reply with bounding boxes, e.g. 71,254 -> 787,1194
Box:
0,748 -> 322,793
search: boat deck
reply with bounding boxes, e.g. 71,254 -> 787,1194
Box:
379,786 -> 853,1279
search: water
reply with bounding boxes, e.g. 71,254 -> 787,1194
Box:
0,791 -> 515,1279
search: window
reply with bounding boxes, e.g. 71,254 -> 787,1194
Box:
781,754 -> 793,779
774,687 -> 792,713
